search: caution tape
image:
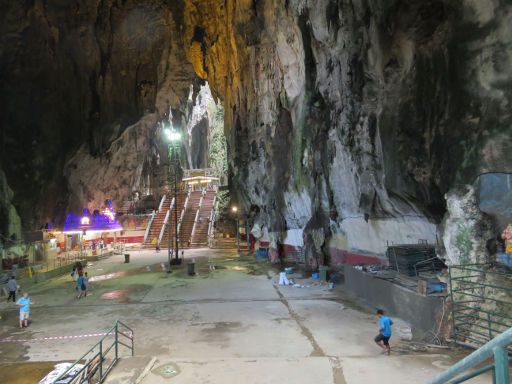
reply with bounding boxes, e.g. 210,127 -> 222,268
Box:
0,331 -> 133,343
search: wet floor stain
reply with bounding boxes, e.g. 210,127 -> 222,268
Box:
0,361 -> 56,383
89,264 -> 162,282
100,284 -> 150,303
272,284 -> 325,357
152,362 -> 181,378
193,321 -> 243,331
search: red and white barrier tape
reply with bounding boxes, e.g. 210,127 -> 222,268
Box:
0,331 -> 133,343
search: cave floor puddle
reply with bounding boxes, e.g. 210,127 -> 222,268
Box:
0,361 -> 56,383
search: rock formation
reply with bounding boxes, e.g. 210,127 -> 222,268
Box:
1,0 -> 511,264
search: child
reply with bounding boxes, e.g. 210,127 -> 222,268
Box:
76,273 -> 87,299
375,309 -> 393,355
16,292 -> 34,328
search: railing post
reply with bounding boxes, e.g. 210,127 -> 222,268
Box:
493,347 -> 509,384
99,339 -> 103,380
487,312 -> 493,341
132,328 -> 135,356
115,321 -> 119,361
449,267 -> 457,342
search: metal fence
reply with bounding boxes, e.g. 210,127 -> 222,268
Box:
52,320 -> 134,383
449,264 -> 512,348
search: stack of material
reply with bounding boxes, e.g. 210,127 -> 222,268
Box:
387,245 -> 446,277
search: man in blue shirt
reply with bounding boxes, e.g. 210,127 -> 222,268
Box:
375,309 -> 393,355
16,292 -> 34,328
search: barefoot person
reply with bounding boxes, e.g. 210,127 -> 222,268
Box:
375,309 -> 393,355
16,292 -> 34,328
7,276 -> 18,302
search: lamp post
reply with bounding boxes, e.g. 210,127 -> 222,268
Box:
232,206 -> 239,251
245,213 -> 251,253
164,127 -> 182,271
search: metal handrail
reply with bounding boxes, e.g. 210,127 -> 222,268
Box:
158,209 -> 171,245
208,196 -> 217,237
429,327 -> 511,383
143,210 -> 156,243
207,196 -> 218,247
158,196 -> 175,245
191,209 -> 200,240
157,195 -> 166,211
180,192 -> 190,223
52,320 -> 134,383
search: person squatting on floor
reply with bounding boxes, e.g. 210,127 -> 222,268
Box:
16,292 -> 34,328
7,275 -> 17,302
76,272 -> 88,299
375,309 -> 393,355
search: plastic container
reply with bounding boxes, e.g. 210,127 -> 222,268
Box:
427,281 -> 447,294
285,267 -> 294,275
319,265 -> 329,281
311,272 -> 319,280
187,262 -> 196,276
256,248 -> 268,260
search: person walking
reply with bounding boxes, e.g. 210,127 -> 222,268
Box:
16,292 -> 34,328
76,272 -> 89,299
375,309 -> 393,355
7,276 -> 17,302
82,272 -> 89,297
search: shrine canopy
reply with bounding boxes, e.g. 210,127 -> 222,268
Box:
182,168 -> 219,186
62,204 -> 122,234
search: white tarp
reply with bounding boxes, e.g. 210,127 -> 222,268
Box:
283,229 -> 304,247
39,363 -> 85,384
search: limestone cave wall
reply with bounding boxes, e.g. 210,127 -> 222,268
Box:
1,0 -> 511,263
0,0 -> 195,231
188,0 -> 512,262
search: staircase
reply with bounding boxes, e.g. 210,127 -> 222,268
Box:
117,200 -> 132,215
191,191 -> 215,246
178,191 -> 202,247
209,237 -> 238,249
160,193 -> 187,248
144,196 -> 169,247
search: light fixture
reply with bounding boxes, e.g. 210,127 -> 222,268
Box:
232,206 -> 238,213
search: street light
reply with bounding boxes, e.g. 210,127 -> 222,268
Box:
164,126 -> 182,272
232,206 -> 239,251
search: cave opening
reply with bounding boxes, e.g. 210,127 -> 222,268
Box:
133,81 -> 227,217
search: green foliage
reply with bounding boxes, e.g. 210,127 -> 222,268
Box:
207,101 -> 227,181
215,190 -> 230,211
455,223 -> 474,264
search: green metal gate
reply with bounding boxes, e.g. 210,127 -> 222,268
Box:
52,320 -> 134,383
449,263 -> 512,348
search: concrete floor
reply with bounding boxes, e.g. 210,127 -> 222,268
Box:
0,249 -> 487,383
